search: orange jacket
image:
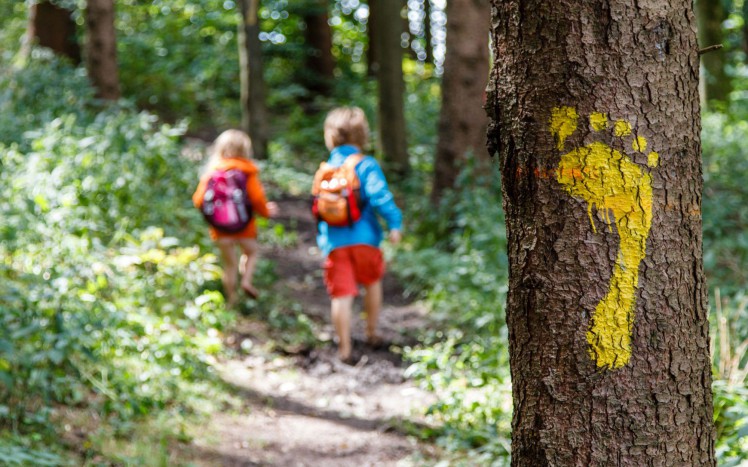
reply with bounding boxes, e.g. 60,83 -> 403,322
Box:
192,157 -> 270,240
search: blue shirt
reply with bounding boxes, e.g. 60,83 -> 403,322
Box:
316,145 -> 403,256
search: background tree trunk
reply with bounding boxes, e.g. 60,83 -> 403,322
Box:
423,0 -> 433,65
743,1 -> 748,63
431,0 -> 490,200
303,0 -> 335,97
696,0 -> 730,104
238,0 -> 269,160
85,0 -> 120,100
374,0 -> 409,175
26,1 -> 81,64
486,1 -> 715,465
367,0 -> 380,76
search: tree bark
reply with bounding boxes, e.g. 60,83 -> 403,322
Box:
696,0 -> 730,104
486,1 -> 715,465
423,0 -> 433,64
367,0 -> 380,76
744,1 -> 748,60
85,0 -> 120,100
374,0 -> 409,175
303,0 -> 335,97
26,1 -> 81,64
238,0 -> 269,160
432,0 -> 490,200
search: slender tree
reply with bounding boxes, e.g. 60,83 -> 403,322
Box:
85,0 -> 120,100
431,0 -> 490,200
423,0 -> 433,64
743,1 -> 748,64
373,0 -> 409,175
238,0 -> 269,160
696,0 -> 730,103
302,0 -> 335,97
25,1 -> 81,64
367,0 -> 380,76
486,1 -> 715,465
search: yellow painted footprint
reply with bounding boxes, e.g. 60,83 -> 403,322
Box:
550,106 -> 658,369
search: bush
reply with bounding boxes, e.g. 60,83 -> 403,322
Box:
0,56 -> 234,461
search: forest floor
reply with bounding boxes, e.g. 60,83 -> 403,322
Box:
179,196 -> 441,466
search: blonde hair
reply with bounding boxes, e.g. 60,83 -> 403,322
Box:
211,129 -> 252,162
323,107 -> 369,150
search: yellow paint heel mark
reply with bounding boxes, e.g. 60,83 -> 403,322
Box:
552,109 -> 655,370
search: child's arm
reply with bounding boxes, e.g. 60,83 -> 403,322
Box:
361,161 -> 403,233
192,175 -> 210,208
247,173 -> 274,218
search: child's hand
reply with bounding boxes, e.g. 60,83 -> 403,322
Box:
266,201 -> 279,218
388,229 -> 402,245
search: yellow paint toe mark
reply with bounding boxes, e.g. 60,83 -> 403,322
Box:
633,136 -> 647,152
590,113 -> 608,131
614,120 -> 632,137
550,106 -> 579,150
647,152 -> 659,167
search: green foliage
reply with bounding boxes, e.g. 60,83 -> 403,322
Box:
0,57 -> 236,462
116,0 -> 242,127
0,51 -> 95,149
0,435 -> 66,467
393,163 -> 511,464
702,112 -> 748,292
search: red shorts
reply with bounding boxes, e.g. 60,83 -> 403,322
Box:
324,245 -> 385,298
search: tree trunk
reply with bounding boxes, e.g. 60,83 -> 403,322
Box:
26,1 -> 81,64
743,2 -> 748,65
696,0 -> 730,104
367,0 -> 380,76
84,0 -> 120,100
374,0 -> 409,175
431,0 -> 490,200
238,0 -> 269,160
423,0 -> 433,65
303,0 -> 335,97
486,1 -> 715,465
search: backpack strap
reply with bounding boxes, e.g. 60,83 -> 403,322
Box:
342,153 -> 364,167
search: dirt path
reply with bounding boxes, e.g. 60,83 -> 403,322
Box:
188,196 -> 439,466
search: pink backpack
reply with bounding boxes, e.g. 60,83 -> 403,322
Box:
200,169 -> 252,232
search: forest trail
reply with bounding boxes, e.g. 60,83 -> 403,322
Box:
184,196 -> 439,466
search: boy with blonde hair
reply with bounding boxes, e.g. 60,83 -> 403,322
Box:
314,107 -> 403,362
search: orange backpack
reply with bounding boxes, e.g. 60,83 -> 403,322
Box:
311,154 -> 365,226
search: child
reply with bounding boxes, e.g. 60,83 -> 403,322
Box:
314,107 -> 403,362
193,129 -> 278,307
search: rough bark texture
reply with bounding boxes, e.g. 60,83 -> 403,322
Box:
696,0 -> 730,104
432,0 -> 490,200
486,1 -> 715,465
374,0 -> 409,175
27,1 -> 81,64
85,0 -> 120,100
238,0 -> 269,160
303,0 -> 335,97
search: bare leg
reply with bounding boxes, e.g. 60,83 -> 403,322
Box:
237,238 -> 259,298
331,295 -> 355,360
216,239 -> 238,307
363,280 -> 382,343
